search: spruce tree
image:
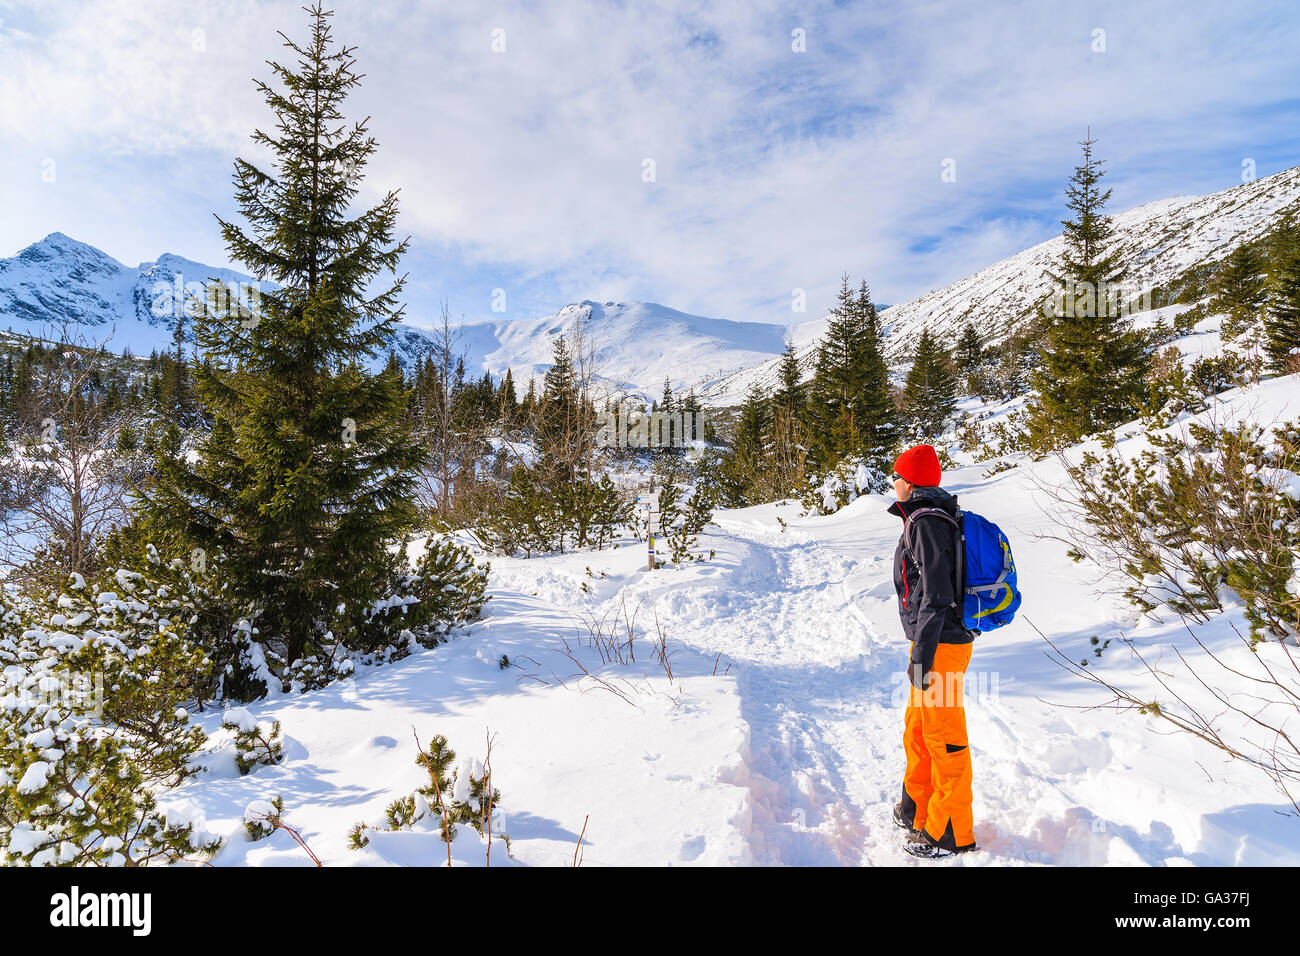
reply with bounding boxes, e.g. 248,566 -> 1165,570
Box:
902,327 -> 958,443
540,336 -> 580,475
160,308 -> 192,422
383,350 -> 403,381
768,340 -> 809,498
773,340 -> 804,418
1265,221 -> 1300,373
955,320 -> 984,393
681,387 -> 702,442
858,280 -> 881,341
807,275 -> 896,473
1212,243 -> 1268,341
808,276 -> 857,466
854,280 -> 897,470
719,383 -> 770,506
661,375 -> 675,415
497,367 -> 517,424
139,5 -> 425,663
523,376 -> 538,421
1028,132 -> 1148,449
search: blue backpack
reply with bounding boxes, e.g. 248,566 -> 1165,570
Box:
904,507 -> 1021,632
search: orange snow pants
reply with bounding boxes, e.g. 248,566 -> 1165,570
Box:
900,641 -> 975,850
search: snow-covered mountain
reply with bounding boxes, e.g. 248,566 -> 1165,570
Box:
0,233 -> 441,370
0,236 -> 794,397
0,233 -> 266,355
8,162 -> 1299,406
430,300 -> 792,403
699,164 -> 1300,406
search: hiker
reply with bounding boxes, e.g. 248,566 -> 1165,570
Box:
888,443 -> 978,859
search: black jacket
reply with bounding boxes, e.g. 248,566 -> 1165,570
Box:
888,485 -> 972,686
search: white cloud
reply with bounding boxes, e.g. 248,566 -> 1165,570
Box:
2,0 -> 1297,322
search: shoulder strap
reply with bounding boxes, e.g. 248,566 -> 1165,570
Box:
902,507 -> 964,609
902,507 -> 958,551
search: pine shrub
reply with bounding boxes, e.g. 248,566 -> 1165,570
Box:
223,709 -> 284,775
0,574 -> 221,865
1059,418 -> 1300,639
656,478 -> 715,565
244,795 -> 284,841
349,733 -> 502,849
799,457 -> 889,515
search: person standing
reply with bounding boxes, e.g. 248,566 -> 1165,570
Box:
887,443 -> 978,858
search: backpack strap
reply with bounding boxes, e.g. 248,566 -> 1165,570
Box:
902,507 -> 963,609
965,533 -> 1013,594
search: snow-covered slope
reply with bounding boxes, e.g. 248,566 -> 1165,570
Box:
700,164 -> 1300,406
886,165 -> 1300,343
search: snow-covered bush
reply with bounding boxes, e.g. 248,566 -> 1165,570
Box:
349,732 -> 502,851
1141,346 -> 1250,428
244,795 -> 284,840
1058,417 -> 1300,640
0,575 -> 222,865
656,478 -> 714,565
222,709 -> 284,775
400,536 -> 491,643
97,527 -> 489,698
799,458 -> 888,516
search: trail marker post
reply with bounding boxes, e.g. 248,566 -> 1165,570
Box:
637,490 -> 658,571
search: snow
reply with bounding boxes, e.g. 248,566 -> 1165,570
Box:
142,339 -> 1300,867
175,571 -> 753,866
8,169 -> 1300,867
416,300 -> 793,405
221,708 -> 257,733
243,800 -> 276,825
16,761 -> 51,794
6,825 -> 50,855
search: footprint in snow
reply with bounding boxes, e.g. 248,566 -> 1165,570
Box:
679,835 -> 706,861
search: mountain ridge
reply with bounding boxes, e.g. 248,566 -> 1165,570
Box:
7,162 -> 1299,405
697,164 -> 1300,404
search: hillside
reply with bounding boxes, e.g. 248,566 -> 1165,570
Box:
148,305 -> 1300,867
698,164 -> 1300,406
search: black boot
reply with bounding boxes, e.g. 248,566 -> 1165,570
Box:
892,802 -> 916,833
904,827 -> 977,859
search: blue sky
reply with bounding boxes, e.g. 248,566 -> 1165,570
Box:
2,0 -> 1298,329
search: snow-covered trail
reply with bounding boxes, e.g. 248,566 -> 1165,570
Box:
604,449 -> 1300,866
170,374 -> 1300,867
603,500 -> 932,865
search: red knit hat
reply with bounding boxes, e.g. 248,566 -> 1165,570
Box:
894,444 -> 941,487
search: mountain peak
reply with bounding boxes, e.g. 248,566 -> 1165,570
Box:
21,231 -> 111,258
